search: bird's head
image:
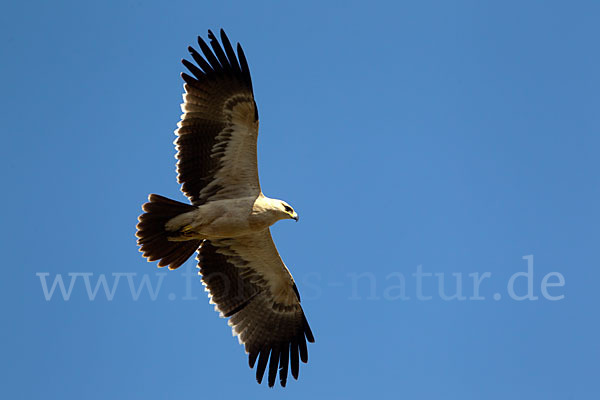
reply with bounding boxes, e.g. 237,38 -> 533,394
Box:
278,200 -> 299,222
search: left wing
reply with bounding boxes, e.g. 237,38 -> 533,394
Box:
197,230 -> 314,387
176,29 -> 260,205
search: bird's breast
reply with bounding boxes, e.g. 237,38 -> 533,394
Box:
190,199 -> 272,238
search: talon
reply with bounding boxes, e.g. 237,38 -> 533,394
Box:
181,225 -> 194,233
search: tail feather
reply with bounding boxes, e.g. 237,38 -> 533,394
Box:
136,194 -> 202,269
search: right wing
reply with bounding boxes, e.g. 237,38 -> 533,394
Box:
197,230 -> 314,387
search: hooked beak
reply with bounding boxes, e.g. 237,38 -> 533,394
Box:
292,212 -> 299,222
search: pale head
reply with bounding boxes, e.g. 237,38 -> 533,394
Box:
255,196 -> 299,223
277,200 -> 299,222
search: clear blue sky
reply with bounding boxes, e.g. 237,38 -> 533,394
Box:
3,1 -> 599,398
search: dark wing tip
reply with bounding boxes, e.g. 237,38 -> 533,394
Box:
182,30 -> 253,93
303,314 -> 315,343
249,350 -> 258,369
252,345 -> 285,388
219,29 -> 242,75
290,338 -> 300,380
279,342 -> 290,387
181,72 -> 196,86
207,28 -> 231,71
236,42 -> 253,92
196,34 -> 221,71
255,348 -> 270,384
298,332 -> 308,364
182,59 -> 204,80
186,45 -> 213,76
268,346 -> 280,387
245,313 -> 313,386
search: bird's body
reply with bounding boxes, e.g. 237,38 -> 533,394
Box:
165,194 -> 297,239
136,29 -> 313,388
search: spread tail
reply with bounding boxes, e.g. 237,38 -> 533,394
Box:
136,194 -> 202,269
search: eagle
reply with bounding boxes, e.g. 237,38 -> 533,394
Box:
135,30 -> 314,387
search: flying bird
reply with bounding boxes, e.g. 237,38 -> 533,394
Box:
135,29 -> 314,387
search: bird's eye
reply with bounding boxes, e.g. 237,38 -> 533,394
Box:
283,205 -> 293,213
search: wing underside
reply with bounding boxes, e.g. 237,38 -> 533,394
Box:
197,231 -> 314,387
176,29 -> 260,205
